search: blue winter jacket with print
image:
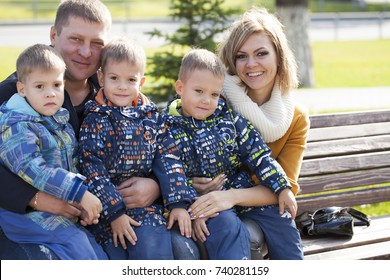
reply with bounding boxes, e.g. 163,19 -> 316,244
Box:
153,98 -> 292,211
78,89 -> 166,244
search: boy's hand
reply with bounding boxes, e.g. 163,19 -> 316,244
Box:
79,191 -> 102,223
168,208 -> 192,238
278,189 -> 297,219
111,214 -> 141,249
192,217 -> 209,242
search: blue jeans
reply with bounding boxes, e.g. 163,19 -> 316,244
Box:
102,225 -> 174,260
0,225 -> 199,260
204,209 -> 250,260
239,206 -> 304,260
0,225 -> 107,260
0,227 -> 58,260
171,227 -> 200,260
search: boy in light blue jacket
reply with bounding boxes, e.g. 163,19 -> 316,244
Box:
0,44 -> 106,260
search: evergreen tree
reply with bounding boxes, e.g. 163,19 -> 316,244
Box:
145,0 -> 237,102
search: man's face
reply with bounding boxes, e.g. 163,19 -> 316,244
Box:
50,16 -> 109,83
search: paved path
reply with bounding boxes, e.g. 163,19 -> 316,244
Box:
295,86 -> 390,114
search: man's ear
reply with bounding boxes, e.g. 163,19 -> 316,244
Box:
16,81 -> 26,97
175,80 -> 183,96
50,26 -> 57,46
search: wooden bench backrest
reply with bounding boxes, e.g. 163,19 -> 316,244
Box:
297,109 -> 390,214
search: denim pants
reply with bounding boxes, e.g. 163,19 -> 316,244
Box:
203,209 -> 250,260
239,206 -> 304,260
0,224 -> 107,260
102,224 -> 174,260
0,225 -> 198,260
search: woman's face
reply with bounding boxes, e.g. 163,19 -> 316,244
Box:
235,32 -> 278,96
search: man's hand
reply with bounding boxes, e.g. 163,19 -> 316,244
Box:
29,191 -> 81,219
117,177 -> 160,209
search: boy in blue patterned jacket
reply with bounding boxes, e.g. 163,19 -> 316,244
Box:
0,44 -> 106,259
153,49 -> 302,259
78,37 -> 174,260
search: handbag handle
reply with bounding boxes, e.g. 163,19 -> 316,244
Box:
346,207 -> 371,227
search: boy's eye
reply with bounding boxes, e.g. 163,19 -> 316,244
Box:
195,89 -> 203,94
36,85 -> 43,89
110,76 -> 117,81
212,92 -> 220,98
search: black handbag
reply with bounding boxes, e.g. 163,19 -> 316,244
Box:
296,206 -> 371,237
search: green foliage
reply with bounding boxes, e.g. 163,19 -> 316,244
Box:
144,0 -> 238,100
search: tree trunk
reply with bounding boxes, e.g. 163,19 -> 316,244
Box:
276,0 -> 315,87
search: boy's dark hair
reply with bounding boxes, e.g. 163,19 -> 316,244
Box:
16,44 -> 66,83
179,49 -> 226,82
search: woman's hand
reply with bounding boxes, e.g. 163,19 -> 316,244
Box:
192,174 -> 226,195
189,190 -> 235,219
117,177 -> 160,209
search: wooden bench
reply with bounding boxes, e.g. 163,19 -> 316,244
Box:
297,109 -> 390,260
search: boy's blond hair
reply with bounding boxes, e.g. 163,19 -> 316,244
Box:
217,7 -> 298,95
179,48 -> 225,82
16,44 -> 66,83
54,0 -> 112,35
100,37 -> 146,74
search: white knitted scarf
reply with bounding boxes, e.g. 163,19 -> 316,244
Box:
222,74 -> 294,143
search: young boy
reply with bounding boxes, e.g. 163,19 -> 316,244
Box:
0,44 -> 106,260
78,37 -> 174,260
153,49 -> 301,260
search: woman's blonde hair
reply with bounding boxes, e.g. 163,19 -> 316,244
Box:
217,7 -> 298,94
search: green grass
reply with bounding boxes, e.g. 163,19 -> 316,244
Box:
311,40 -> 390,88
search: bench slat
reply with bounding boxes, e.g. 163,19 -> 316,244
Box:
300,151 -> 390,176
302,216 -> 390,257
298,167 -> 390,193
309,109 -> 390,128
308,122 -> 390,142
304,241 -> 390,260
297,186 -> 390,214
304,134 -> 390,159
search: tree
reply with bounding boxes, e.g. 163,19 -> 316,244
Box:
276,0 -> 315,87
144,0 -> 237,101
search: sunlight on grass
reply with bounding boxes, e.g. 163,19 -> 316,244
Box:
312,40 -> 390,87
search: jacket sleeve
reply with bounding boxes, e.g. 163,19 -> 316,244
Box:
78,114 -> 126,223
153,124 -> 196,210
233,111 -> 291,194
269,105 -> 310,195
0,122 -> 87,203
